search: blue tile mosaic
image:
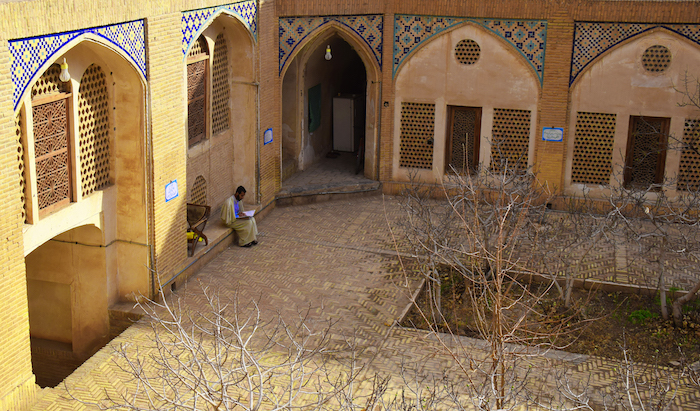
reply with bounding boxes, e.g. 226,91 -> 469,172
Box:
393,15 -> 547,83
182,0 -> 257,57
9,20 -> 146,111
279,15 -> 383,74
571,22 -> 700,86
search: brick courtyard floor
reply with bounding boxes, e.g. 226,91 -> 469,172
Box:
31,195 -> 700,410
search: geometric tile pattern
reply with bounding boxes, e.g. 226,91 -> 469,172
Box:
9,20 -> 146,111
181,0 -> 257,58
571,22 -> 700,86
279,15 -> 383,74
393,15 -> 547,83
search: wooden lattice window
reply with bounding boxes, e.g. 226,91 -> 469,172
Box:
190,175 -> 207,205
78,64 -> 111,197
400,102 -> 435,169
677,119 -> 700,191
33,99 -> 71,212
212,34 -> 230,135
572,112 -> 616,185
490,108 -> 531,172
187,37 -> 209,147
446,106 -> 481,174
624,116 -> 669,189
16,111 -> 27,222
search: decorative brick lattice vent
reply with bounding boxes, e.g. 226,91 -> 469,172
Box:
490,108 -> 531,171
212,34 -> 230,135
33,99 -> 70,211
400,102 -> 435,169
188,37 -> 209,147
16,111 -> 26,222
677,119 -> 700,191
572,112 -> 616,185
31,64 -> 66,98
190,175 -> 207,205
642,45 -> 671,73
78,64 -> 110,197
455,39 -> 480,65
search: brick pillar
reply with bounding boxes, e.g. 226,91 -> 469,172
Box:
258,0 -> 281,207
533,8 -> 575,193
0,39 -> 37,410
378,7 -> 395,182
145,13 -> 188,285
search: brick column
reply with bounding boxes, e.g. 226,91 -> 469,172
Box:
145,13 -> 189,284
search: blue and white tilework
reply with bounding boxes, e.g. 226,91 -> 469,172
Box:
9,20 -> 145,111
279,15 -> 383,74
571,22 -> 700,86
182,0 -> 257,57
393,15 -> 547,83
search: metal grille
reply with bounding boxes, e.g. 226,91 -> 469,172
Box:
190,175 -> 207,205
212,34 -> 230,135
448,107 -> 478,173
187,60 -> 207,146
400,102 -> 435,169
572,112 -> 616,185
490,108 -> 531,172
31,64 -> 67,99
78,64 -> 111,197
33,99 -> 70,210
16,111 -> 26,222
626,117 -> 668,188
189,36 -> 209,57
455,39 -> 480,65
642,45 -> 671,73
677,119 -> 700,191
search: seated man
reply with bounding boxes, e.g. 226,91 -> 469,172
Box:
221,186 -> 258,247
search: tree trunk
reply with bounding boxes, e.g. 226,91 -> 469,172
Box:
672,278 -> 700,327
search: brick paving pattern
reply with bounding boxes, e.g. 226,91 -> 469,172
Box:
31,195 -> 700,410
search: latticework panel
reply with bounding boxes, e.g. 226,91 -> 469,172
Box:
627,117 -> 667,188
188,60 -> 207,146
188,36 -> 209,58
642,45 -> 671,73
490,108 -> 531,171
33,99 -> 70,210
400,102 -> 435,169
78,64 -> 111,197
16,111 -> 26,222
212,34 -> 230,135
572,112 -> 616,185
455,39 -> 480,65
448,107 -> 478,173
190,175 -> 207,205
677,119 -> 700,191
31,64 -> 67,99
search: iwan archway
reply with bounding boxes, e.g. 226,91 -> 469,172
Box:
280,19 -> 382,182
13,30 -> 148,387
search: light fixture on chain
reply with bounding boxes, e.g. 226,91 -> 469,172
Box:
59,58 -> 70,82
325,45 -> 332,61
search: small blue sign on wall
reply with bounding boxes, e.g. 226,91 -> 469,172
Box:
264,128 -> 273,145
165,180 -> 179,202
542,127 -> 564,142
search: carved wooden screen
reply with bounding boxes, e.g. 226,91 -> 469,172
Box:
212,34 -> 230,135
446,106 -> 480,174
399,102 -> 435,169
678,119 -> 700,191
78,64 -> 111,197
490,108 -> 531,172
572,112 -> 616,185
187,36 -> 209,147
33,99 -> 71,212
16,111 -> 27,222
624,116 -> 669,189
